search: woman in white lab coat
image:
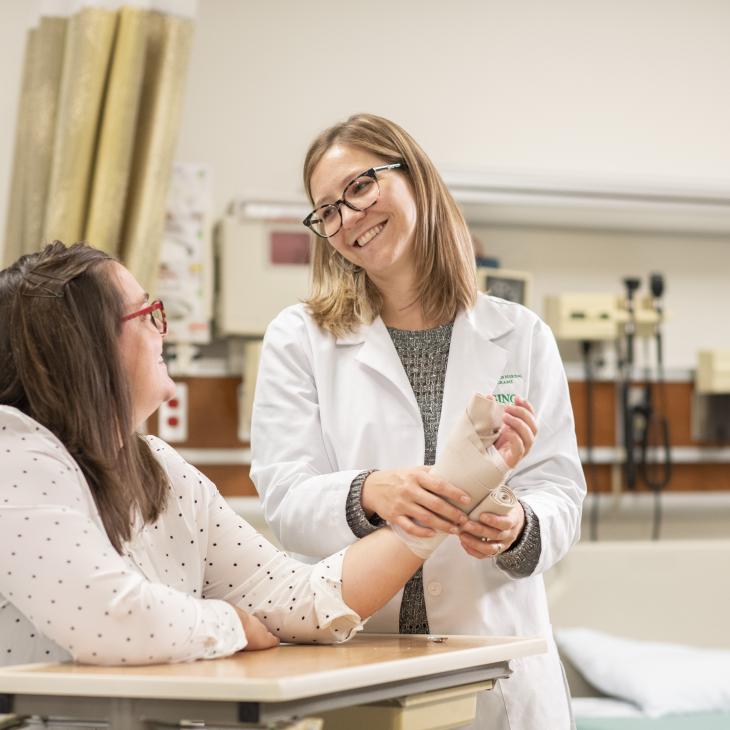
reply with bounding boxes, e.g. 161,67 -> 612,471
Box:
251,114 -> 586,729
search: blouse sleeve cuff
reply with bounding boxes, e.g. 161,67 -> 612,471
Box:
346,470 -> 385,538
195,599 -> 248,659
309,549 -> 366,643
495,499 -> 541,578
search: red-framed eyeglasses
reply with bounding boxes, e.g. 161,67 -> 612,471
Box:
121,299 -> 167,336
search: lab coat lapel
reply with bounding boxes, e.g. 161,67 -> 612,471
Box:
337,317 -> 421,418
438,301 -> 514,454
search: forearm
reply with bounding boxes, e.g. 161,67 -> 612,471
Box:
341,527 -> 423,619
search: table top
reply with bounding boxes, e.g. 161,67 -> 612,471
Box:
0,634 -> 546,702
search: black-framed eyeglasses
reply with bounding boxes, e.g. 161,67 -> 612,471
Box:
121,299 -> 167,336
303,163 -> 404,239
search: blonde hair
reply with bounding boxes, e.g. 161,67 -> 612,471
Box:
303,113 -> 477,336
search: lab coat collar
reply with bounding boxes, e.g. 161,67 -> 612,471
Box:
334,295 -> 516,418
337,316 -> 420,414
461,293 -> 515,343
335,325 -> 368,346
333,294 -> 515,345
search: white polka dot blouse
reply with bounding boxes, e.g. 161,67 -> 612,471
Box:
0,406 -> 362,666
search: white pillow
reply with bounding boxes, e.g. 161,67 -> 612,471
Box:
555,628 -> 730,717
571,697 -> 644,718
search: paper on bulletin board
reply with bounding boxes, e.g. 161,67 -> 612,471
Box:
157,162 -> 212,344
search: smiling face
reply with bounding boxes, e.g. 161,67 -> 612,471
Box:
309,144 -> 419,283
113,263 -> 176,428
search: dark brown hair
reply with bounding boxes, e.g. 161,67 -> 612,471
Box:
0,241 -> 169,553
303,113 -> 477,336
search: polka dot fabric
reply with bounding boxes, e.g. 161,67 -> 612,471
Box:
0,406 -> 363,666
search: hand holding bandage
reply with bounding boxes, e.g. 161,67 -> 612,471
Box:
391,394 -> 518,559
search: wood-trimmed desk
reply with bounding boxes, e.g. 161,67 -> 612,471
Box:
0,634 -> 546,729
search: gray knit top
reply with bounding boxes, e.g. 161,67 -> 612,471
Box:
345,321 -> 541,634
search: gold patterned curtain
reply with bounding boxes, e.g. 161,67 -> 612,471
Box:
3,3 -> 195,292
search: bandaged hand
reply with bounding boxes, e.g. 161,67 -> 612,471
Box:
457,396 -> 537,558
390,394 -> 520,559
459,503 -> 526,559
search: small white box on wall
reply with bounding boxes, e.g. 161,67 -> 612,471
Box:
696,351 -> 730,394
157,382 -> 189,443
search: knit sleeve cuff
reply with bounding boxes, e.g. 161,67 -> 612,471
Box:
345,470 -> 385,538
496,499 -> 541,577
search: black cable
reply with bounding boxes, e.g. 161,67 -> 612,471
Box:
582,340 -> 599,541
637,274 -> 671,540
621,278 -> 641,491
640,329 -> 671,540
622,377 -> 636,489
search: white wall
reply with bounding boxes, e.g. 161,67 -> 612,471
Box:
175,0 -> 730,217
2,0 -> 729,356
172,0 -> 730,372
3,0 -> 730,230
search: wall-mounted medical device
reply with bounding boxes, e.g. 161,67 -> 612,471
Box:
693,351 -> 730,443
215,216 -> 311,337
543,292 -> 624,540
544,293 -> 622,341
618,274 -> 671,528
215,211 -> 312,443
544,292 -> 663,343
629,295 -> 662,339
478,267 -> 532,308
545,275 -> 670,540
696,351 -> 730,394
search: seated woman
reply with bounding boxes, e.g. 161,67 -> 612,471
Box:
0,240 -> 457,666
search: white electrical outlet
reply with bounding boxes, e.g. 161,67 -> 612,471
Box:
158,382 -> 188,442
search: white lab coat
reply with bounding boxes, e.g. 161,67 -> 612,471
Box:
251,293 -> 585,730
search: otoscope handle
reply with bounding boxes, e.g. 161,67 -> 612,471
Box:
623,277 -> 641,301
649,272 -> 664,299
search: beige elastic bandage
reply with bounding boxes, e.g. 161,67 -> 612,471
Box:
391,394 -> 517,559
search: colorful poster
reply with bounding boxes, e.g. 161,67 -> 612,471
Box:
157,162 -> 212,344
